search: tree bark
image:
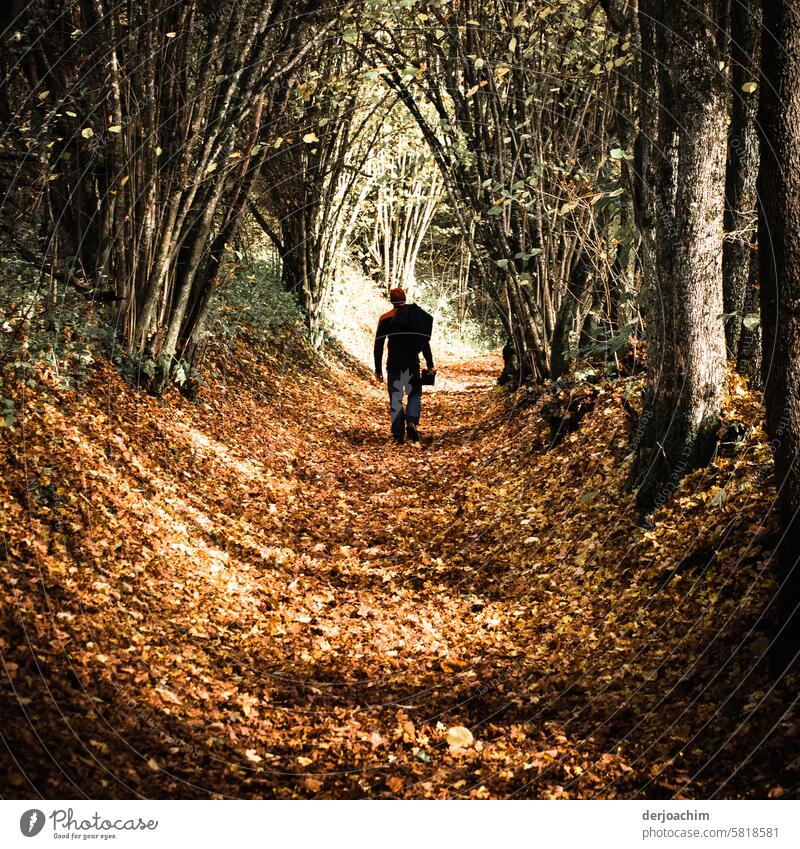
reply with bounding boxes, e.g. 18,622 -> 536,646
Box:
723,0 -> 761,363
632,0 -> 729,513
757,0 -> 800,667
737,249 -> 762,386
550,252 -> 592,383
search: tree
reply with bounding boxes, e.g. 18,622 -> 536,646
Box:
757,0 -> 800,666
360,137 -> 443,294
363,0 -> 628,382
0,0 -> 346,391
630,0 -> 729,513
251,42 -> 389,348
723,0 -> 762,384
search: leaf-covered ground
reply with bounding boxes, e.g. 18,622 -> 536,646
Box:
2,334 -> 799,798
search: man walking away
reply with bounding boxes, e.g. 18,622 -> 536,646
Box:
374,287 -> 435,445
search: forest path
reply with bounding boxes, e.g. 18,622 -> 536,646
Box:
180,351 -> 650,800
3,344 -> 792,799
151,348 -> 789,800
243,353 -> 556,797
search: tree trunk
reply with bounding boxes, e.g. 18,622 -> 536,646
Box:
736,251 -> 762,387
722,0 -> 761,362
757,0 -> 800,668
632,0 -> 729,513
550,252 -> 592,383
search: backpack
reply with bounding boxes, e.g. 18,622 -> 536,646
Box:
390,303 -> 433,355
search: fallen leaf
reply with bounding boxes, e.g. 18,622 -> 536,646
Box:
446,725 -> 474,749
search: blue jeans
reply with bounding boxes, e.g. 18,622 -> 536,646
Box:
387,369 -> 421,440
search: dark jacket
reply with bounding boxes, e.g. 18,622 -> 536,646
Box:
374,304 -> 434,375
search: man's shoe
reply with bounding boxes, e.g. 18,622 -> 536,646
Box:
392,436 -> 404,446
406,421 -> 419,443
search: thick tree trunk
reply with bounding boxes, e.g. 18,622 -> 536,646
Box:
757,0 -> 800,667
632,0 -> 729,513
722,0 -> 761,363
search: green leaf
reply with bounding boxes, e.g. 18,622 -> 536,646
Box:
742,311 -> 760,331
609,148 -> 625,159
2,398 -> 15,428
741,81 -> 758,94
